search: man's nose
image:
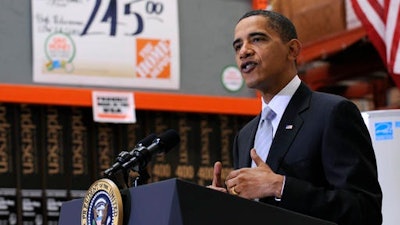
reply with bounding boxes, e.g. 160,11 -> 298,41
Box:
239,43 -> 254,59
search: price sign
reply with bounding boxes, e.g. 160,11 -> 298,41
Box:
32,0 -> 180,90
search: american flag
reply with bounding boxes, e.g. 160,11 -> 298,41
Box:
351,0 -> 400,89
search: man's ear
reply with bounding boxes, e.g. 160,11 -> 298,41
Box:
287,39 -> 302,60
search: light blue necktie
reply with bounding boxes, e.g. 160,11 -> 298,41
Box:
252,106 -> 276,168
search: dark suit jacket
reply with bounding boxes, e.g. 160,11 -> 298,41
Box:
233,82 -> 382,225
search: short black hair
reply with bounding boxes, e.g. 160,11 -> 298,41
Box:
238,10 -> 298,43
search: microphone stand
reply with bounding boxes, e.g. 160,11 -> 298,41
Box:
127,149 -> 151,187
102,151 -> 130,189
129,171 -> 150,188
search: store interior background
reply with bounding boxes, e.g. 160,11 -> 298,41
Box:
0,0 -> 399,224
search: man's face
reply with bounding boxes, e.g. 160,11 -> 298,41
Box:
233,15 -> 291,93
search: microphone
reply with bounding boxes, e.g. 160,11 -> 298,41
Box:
104,133 -> 157,176
122,129 -> 180,171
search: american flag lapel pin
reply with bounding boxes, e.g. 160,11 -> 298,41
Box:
285,125 -> 293,130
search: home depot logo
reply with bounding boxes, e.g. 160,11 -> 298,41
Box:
136,38 -> 171,79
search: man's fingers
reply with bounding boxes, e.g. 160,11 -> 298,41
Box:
251,148 -> 265,167
212,161 -> 223,187
207,186 -> 228,193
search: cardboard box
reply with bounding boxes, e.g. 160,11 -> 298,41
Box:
273,0 -> 346,43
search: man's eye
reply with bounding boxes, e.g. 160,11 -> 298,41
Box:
233,44 -> 241,51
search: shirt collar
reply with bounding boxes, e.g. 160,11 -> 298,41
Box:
261,75 -> 301,123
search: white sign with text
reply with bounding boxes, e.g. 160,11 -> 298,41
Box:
32,0 -> 180,90
92,91 -> 136,123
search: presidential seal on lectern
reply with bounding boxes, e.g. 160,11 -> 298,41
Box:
81,178 -> 123,225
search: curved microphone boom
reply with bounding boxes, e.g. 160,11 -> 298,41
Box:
104,133 -> 157,176
122,129 -> 180,171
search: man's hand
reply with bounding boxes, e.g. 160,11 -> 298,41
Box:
224,149 -> 284,199
207,161 -> 228,193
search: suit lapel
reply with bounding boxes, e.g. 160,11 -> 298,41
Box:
266,83 -> 312,171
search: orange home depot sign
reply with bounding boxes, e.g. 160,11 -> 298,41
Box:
136,38 -> 171,79
252,0 -> 268,9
